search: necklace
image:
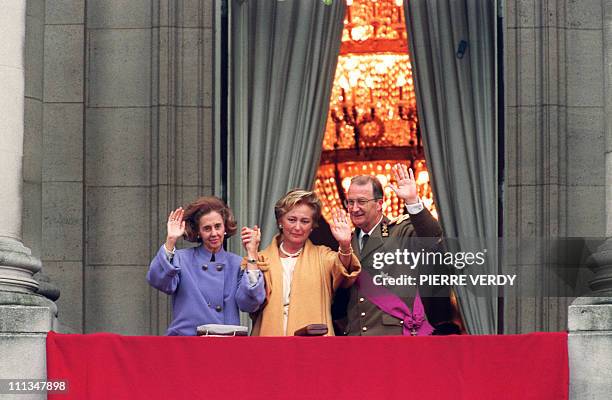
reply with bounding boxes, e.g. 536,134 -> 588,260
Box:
279,242 -> 303,258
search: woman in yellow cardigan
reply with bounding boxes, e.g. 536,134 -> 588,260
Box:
241,189 -> 361,336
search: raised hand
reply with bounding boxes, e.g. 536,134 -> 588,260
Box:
389,163 -> 419,204
241,226 -> 261,257
330,208 -> 352,249
165,207 -> 186,251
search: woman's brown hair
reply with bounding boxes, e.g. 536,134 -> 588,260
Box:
182,196 -> 237,242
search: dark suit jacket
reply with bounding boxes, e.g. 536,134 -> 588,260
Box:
340,208 -> 455,336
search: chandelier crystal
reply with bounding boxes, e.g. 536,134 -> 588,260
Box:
315,0 -> 437,226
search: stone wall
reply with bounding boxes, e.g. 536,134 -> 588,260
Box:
23,0 -> 45,261
504,0 -> 607,333
23,0 -> 216,335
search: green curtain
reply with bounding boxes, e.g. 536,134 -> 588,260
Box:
403,0 -> 498,334
229,0 -> 345,250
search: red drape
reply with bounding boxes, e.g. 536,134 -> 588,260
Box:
47,331 -> 568,400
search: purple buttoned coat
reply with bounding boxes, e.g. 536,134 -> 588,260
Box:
147,245 -> 265,336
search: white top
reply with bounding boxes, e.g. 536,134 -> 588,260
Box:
280,256 -> 298,335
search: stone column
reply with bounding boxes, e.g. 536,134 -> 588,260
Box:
0,0 -> 56,391
583,0 -> 612,296
568,1 -> 612,399
0,0 -> 40,293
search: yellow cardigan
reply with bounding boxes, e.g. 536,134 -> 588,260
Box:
250,235 -> 360,336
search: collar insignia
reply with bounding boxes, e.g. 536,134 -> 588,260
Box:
381,222 -> 389,237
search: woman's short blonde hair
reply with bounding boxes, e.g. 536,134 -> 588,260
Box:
274,189 -> 322,230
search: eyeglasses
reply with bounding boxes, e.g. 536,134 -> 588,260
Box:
343,198 -> 378,208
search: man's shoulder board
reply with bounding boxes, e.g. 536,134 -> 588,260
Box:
388,213 -> 411,226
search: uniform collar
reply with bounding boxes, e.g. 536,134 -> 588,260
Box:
353,216 -> 390,259
358,215 -> 384,240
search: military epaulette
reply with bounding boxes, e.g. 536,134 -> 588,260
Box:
388,213 -> 411,226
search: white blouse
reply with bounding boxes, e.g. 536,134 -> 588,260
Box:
280,256 -> 298,335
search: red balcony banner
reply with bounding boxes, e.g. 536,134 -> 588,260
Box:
47,331 -> 568,399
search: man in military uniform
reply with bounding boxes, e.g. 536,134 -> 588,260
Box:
340,163 -> 455,336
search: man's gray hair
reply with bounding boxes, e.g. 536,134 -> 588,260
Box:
350,175 -> 384,199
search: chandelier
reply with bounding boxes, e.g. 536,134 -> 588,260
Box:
315,0 -> 437,225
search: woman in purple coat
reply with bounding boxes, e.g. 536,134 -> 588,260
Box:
147,196 -> 265,336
